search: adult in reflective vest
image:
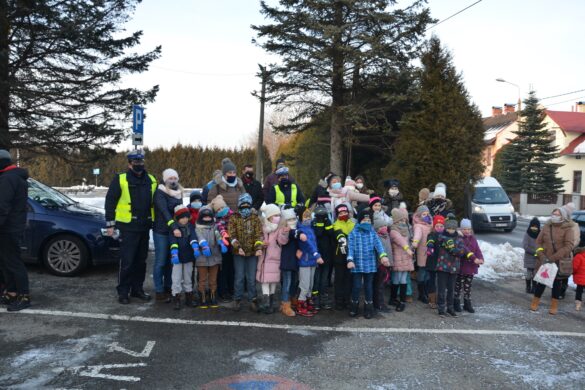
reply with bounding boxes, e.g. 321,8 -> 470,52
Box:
105,149 -> 156,305
266,166 -> 305,209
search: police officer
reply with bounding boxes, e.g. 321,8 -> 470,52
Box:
105,150 -> 157,304
266,166 -> 305,212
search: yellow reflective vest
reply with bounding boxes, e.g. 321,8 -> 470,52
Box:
115,173 -> 157,223
274,184 -> 298,207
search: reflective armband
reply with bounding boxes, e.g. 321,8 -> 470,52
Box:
254,241 -> 264,247
466,252 -> 474,259
536,247 -> 544,253
170,243 -> 179,250
167,219 -> 175,227
378,252 -> 388,259
403,245 -> 410,251
412,239 -> 420,245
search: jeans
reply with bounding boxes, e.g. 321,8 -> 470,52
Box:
313,262 -> 331,295
351,272 -> 375,303
534,279 -> 563,299
117,229 -> 149,297
437,271 -> 457,312
417,267 -> 428,283
392,271 -> 408,284
281,270 -> 297,302
426,270 -> 438,294
577,285 -> 584,302
153,232 -> 172,293
233,255 -> 257,301
0,232 -> 29,295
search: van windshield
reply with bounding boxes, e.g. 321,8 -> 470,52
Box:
473,186 -> 510,205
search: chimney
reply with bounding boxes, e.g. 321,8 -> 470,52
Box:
492,106 -> 503,116
504,103 -> 515,114
577,101 -> 585,113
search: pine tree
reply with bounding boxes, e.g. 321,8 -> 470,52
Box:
492,143 -> 522,192
0,0 -> 160,157
502,91 -> 564,194
384,36 -> 485,213
252,0 -> 432,175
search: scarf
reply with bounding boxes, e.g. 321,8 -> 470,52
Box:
263,220 -> 279,234
222,176 -> 238,188
157,184 -> 182,199
391,220 -> 410,238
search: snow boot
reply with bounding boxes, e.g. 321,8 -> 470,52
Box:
296,300 -> 314,317
185,292 -> 197,308
259,294 -> 270,314
364,302 -> 374,319
306,297 -> 318,314
453,298 -> 463,312
438,308 -> 446,317
463,298 -> 475,313
199,291 -> 208,309
417,282 -> 429,304
549,298 -> 559,315
281,301 -> 296,317
233,299 -> 242,312
576,300 -> 582,311
525,280 -> 532,294
428,292 -> 438,309
389,284 -> 400,306
349,300 -> 359,317
290,296 -> 299,310
530,296 -> 540,312
395,284 -> 407,312
173,294 -> 181,310
249,297 -> 259,313
6,294 -> 30,312
265,295 -> 275,314
447,308 -> 458,317
311,293 -> 321,311
209,291 -> 219,308
321,293 -> 333,310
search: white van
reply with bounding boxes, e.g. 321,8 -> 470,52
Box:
470,177 -> 516,232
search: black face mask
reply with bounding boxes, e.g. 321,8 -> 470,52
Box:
280,178 -> 290,186
245,172 -> 254,179
131,164 -> 145,174
226,175 -> 237,183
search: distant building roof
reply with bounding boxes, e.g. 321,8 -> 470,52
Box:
560,133 -> 585,155
546,110 -> 585,133
482,112 -> 518,144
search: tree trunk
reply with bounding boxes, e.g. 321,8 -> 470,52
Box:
0,0 -> 9,150
330,109 -> 343,175
329,1 -> 344,176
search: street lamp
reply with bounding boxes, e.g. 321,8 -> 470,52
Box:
496,78 -> 521,112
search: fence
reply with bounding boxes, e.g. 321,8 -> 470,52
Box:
510,192 -> 584,216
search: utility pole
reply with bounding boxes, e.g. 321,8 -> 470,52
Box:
255,65 -> 269,182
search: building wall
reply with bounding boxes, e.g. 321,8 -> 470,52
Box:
483,121 -> 519,176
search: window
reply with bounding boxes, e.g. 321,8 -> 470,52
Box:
573,171 -> 582,193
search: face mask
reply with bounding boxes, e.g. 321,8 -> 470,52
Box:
270,216 -> 281,225
245,172 -> 254,179
216,207 -> 229,218
287,220 -> 297,229
166,180 -> 179,190
338,214 -> 349,222
435,226 -> 445,233
240,208 -> 251,218
422,215 -> 432,224
389,189 -> 399,197
378,226 -> 388,235
550,215 -> 562,224
226,175 -> 236,184
280,178 -> 290,186
191,201 -> 202,209
361,219 -> 371,225
131,164 -> 145,174
331,182 -> 342,190
356,183 -> 364,190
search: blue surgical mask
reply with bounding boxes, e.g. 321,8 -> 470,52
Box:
191,201 -> 202,209
422,215 -> 432,224
331,182 -> 342,190
216,207 -> 229,218
240,208 -> 251,218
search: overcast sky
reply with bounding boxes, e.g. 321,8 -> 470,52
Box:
120,0 -> 585,150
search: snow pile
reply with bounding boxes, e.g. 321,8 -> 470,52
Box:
476,240 -> 525,281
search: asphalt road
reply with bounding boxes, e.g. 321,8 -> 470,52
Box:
2,249 -> 585,390
475,217 -> 529,248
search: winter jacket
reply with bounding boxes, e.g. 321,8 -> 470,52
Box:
434,231 -> 466,274
0,165 -> 28,233
332,218 -> 355,264
257,227 -> 289,283
376,229 -> 394,267
242,176 -> 264,211
280,229 -> 300,271
425,231 -> 441,271
347,223 -> 387,274
169,223 -> 198,264
312,217 -> 335,265
412,214 -> 432,267
383,192 -> 406,211
522,233 -> 538,269
105,169 -> 155,232
327,188 -> 370,219
390,227 -> 414,272
535,220 -> 577,279
201,171 -> 220,205
228,212 -> 263,257
459,234 -> 483,276
206,170 -> 245,211
572,249 -> 585,286
297,224 -> 321,267
194,224 -> 223,267
266,182 -> 305,207
262,171 -> 296,200
425,197 -> 454,218
153,186 -> 182,235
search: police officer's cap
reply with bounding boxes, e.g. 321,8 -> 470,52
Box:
127,149 -> 145,162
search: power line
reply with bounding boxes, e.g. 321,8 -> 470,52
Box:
425,0 -> 484,32
546,95 -> 585,107
540,88 -> 585,101
152,65 -> 254,77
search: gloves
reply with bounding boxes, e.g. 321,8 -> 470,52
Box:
338,237 -> 347,255
220,230 -> 230,246
200,240 -> 212,257
426,247 -> 434,257
191,242 -> 200,258
219,241 -> 228,254
171,248 -> 179,265
444,239 -> 455,250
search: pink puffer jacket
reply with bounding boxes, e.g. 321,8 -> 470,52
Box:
390,229 -> 414,272
412,214 -> 432,267
256,227 -> 289,283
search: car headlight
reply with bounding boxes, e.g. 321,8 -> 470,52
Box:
473,205 -> 485,213
509,205 -> 515,213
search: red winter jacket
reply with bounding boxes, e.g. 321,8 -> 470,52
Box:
573,250 -> 585,286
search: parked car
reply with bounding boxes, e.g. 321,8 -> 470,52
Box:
572,211 -> 585,247
469,177 -> 517,232
22,178 -> 119,276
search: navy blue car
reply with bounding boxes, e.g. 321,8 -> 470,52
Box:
23,179 -> 119,276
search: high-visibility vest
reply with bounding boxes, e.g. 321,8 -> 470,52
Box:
115,173 -> 157,223
274,184 -> 298,207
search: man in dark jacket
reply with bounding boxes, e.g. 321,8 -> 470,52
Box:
105,150 -> 157,304
0,150 -> 31,311
266,166 -> 305,212
241,164 -> 264,211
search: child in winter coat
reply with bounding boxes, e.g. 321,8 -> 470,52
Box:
169,205 -> 199,310
425,215 -> 445,309
412,205 -> 433,304
347,208 -> 390,319
228,193 -> 263,312
332,204 -> 355,311
296,209 -> 324,317
389,207 -> 414,312
369,194 -> 393,227
195,206 -> 226,309
373,210 -> 394,313
522,217 -> 541,294
312,205 -> 335,310
188,190 -> 203,226
455,219 -> 484,314
257,204 -> 289,314
280,207 -> 301,317
432,217 -> 466,317
574,247 -> 585,311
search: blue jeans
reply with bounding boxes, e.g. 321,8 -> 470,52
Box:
153,232 -> 172,293
417,267 -> 428,283
392,271 -> 408,284
233,255 -> 257,301
426,270 -> 438,294
281,270 -> 298,302
351,272 -> 375,303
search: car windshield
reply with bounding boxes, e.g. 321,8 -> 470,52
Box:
473,186 -> 510,205
28,178 -> 77,208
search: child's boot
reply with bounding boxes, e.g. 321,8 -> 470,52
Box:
259,294 -> 270,313
312,292 -> 321,311
576,300 -> 582,311
349,300 -> 359,317
428,292 -> 437,309
306,297 -> 318,314
549,298 -> 559,315
296,300 -> 314,317
199,291 -> 208,309
364,302 -> 374,319
530,296 -> 540,311
389,284 -> 399,306
281,301 -> 296,317
453,297 -> 462,312
249,297 -> 259,313
463,298 -> 475,313
417,282 -> 429,304
209,291 -> 219,308
396,284 -> 406,312
525,279 -> 532,294
290,296 -> 299,311
173,294 -> 181,310
266,294 -> 275,314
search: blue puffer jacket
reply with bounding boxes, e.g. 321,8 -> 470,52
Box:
280,229 -> 299,271
297,224 -> 321,267
347,223 -> 387,274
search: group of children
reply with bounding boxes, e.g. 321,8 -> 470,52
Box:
166,183 -> 486,319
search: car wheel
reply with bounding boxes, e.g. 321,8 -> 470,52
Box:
42,235 -> 89,276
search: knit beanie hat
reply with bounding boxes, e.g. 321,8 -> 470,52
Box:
369,194 -> 382,208
281,207 -> 297,221
261,204 -> 281,220
460,218 -> 472,229
222,158 -> 237,175
415,205 -> 430,216
162,168 -> 179,182
433,215 -> 445,226
445,218 -> 458,230
174,205 -> 190,220
357,208 -> 372,223
344,177 -> 356,188
275,166 -> 289,176
335,203 -> 350,216
238,193 -> 253,209
189,190 -> 202,203
384,178 -> 400,189
197,206 -> 215,225
210,195 -> 227,213
433,183 -> 447,198
373,213 -> 387,230
391,208 -> 408,222
418,188 -> 430,202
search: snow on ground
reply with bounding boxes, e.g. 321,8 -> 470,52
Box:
477,240 -> 525,281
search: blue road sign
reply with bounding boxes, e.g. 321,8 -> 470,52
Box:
132,105 -> 144,134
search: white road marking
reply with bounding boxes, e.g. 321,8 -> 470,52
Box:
53,363 -> 146,382
2,308 -> 585,338
107,341 -> 156,358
